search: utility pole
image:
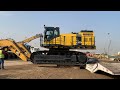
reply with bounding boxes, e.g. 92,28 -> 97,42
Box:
107,33 -> 111,55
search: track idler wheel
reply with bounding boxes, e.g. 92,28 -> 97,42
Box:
77,54 -> 88,64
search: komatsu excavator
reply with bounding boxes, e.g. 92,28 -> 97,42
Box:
30,25 -> 96,68
30,25 -> 120,76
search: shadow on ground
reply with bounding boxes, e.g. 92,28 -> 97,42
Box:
38,65 -> 73,68
95,70 -> 120,79
0,75 -> 12,79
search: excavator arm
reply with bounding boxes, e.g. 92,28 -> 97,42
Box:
18,34 -> 43,44
0,39 -> 29,61
17,43 -> 31,59
16,33 -> 43,59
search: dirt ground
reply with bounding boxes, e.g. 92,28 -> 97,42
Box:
0,59 -> 117,79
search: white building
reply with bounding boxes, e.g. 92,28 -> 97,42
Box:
118,52 -> 120,55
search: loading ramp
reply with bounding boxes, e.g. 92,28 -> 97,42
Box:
86,59 -> 120,75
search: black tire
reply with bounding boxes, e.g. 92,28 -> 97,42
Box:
114,59 -> 117,61
4,55 -> 8,59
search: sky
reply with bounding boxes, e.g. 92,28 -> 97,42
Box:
0,11 -> 120,55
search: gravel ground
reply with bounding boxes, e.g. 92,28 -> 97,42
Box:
0,59 -> 117,79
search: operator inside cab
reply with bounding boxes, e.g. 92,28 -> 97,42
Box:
44,25 -> 60,41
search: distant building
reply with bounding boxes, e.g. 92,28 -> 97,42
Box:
118,52 -> 120,55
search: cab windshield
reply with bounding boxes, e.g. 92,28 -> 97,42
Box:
44,27 -> 60,41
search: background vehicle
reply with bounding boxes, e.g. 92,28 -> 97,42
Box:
0,34 -> 42,61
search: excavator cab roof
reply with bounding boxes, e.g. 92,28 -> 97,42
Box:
81,30 -> 93,32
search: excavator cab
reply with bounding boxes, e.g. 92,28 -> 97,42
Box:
44,25 -> 60,41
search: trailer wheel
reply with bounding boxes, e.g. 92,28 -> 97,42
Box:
114,59 -> 117,61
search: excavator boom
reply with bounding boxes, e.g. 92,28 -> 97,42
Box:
17,43 -> 31,59
0,33 -> 43,61
0,39 -> 28,61
18,34 -> 43,44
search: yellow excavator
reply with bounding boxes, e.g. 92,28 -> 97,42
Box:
30,25 -> 96,68
0,34 -> 42,61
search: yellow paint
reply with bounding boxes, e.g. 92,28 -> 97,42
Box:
44,31 -> 95,48
79,31 -> 95,46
